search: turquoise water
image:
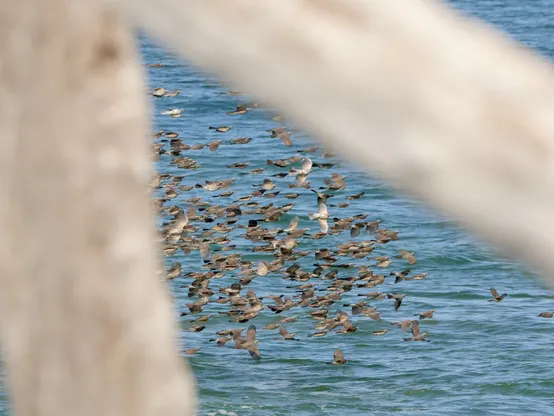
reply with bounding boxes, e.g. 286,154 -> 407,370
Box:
146,2 -> 554,416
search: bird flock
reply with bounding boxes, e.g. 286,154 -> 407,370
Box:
147,62 -> 550,365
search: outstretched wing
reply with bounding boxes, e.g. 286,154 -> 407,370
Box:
334,349 -> 344,361
246,324 -> 257,343
301,157 -> 313,172
318,202 -> 328,216
280,132 -> 293,146
247,344 -> 261,360
288,216 -> 299,230
490,288 -> 499,298
257,261 -> 268,276
295,173 -> 307,185
318,218 -> 329,233
279,325 -> 289,337
199,242 -> 210,259
411,320 -> 421,336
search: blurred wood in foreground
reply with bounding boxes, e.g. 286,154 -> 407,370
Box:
0,1 -> 195,415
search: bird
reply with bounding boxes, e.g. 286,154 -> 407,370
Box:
403,320 -> 430,342
488,288 -> 507,302
397,250 -> 417,264
392,320 -> 412,332
331,349 -> 348,365
279,325 -> 298,340
290,157 -> 312,176
308,202 -> 329,220
226,104 -> 249,115
199,242 -> 210,262
208,140 -> 222,151
161,108 -> 183,117
388,293 -> 406,311
284,216 -> 299,233
235,324 -> 261,360
538,312 -> 553,318
256,261 -> 269,276
152,87 -> 166,97
418,309 -> 436,319
209,126 -> 232,132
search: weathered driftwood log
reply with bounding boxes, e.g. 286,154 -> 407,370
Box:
118,0 -> 554,279
0,1 -> 195,415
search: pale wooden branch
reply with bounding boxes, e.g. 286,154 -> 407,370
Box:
116,0 -> 554,279
0,1 -> 195,415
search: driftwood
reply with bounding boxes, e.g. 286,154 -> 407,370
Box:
0,1 -> 194,415
118,0 -> 554,279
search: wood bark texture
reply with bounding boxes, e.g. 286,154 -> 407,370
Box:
0,1 -> 195,415
116,0 -> 554,280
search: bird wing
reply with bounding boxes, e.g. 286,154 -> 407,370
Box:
280,132 -> 293,146
246,324 -> 257,343
199,243 -> 210,258
411,320 -> 421,336
318,202 -> 328,216
247,345 -> 261,360
257,261 -> 268,276
394,297 -> 402,310
318,218 -> 329,233
334,349 -> 344,361
279,326 -> 289,337
295,173 -> 307,185
288,216 -> 299,230
490,288 -> 499,298
301,157 -> 313,172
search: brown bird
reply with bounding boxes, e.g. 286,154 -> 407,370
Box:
488,288 -> 507,302
183,347 -> 200,355
418,309 -> 436,319
397,250 -> 417,264
235,324 -> 261,360
199,242 -> 211,262
331,349 -> 348,365
387,293 -> 406,311
392,320 -> 412,332
390,269 -> 411,284
226,104 -> 248,115
208,140 -> 222,151
539,312 -> 554,318
209,126 -> 232,133
187,325 -> 206,333
372,329 -> 389,336
230,137 -> 252,144
279,325 -> 298,340
375,256 -> 391,268
214,337 -> 229,347
403,320 -> 430,342
269,128 -> 293,146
